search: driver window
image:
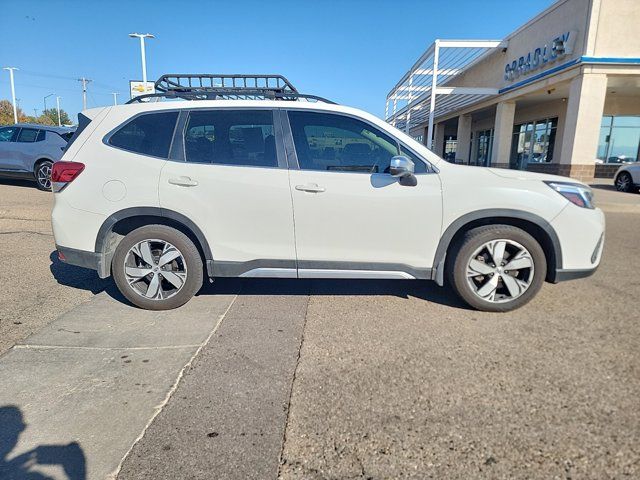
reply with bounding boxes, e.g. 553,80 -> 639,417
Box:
289,111 -> 425,173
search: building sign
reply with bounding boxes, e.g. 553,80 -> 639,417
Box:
129,81 -> 155,99
504,31 -> 576,82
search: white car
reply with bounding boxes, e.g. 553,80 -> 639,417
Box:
51,74 -> 605,312
614,162 -> 640,193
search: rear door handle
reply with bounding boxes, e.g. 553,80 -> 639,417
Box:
168,176 -> 198,187
295,183 -> 326,193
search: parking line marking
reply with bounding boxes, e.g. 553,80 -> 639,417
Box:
13,344 -> 203,351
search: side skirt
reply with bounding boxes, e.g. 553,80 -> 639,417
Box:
213,259 -> 431,280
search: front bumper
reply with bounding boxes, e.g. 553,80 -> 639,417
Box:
56,245 -> 109,279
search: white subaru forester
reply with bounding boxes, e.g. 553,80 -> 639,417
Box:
51,74 -> 605,312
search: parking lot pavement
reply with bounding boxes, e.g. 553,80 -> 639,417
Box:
0,290 -> 238,480
0,181 -> 105,355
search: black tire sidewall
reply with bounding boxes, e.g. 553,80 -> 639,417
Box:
449,225 -> 547,312
112,225 -> 204,310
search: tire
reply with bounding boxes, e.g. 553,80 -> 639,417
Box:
35,160 -> 53,191
112,225 -> 204,310
614,172 -> 634,193
446,225 -> 547,312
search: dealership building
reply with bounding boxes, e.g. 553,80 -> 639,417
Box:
386,0 -> 640,181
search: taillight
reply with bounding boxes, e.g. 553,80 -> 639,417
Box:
51,161 -> 85,192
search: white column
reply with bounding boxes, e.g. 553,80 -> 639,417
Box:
433,123 -> 446,156
491,101 -> 516,167
559,73 -> 607,181
455,114 -> 472,164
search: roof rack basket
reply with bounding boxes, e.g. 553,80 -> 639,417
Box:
127,73 -> 334,104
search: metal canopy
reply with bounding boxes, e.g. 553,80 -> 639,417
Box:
385,39 -> 503,147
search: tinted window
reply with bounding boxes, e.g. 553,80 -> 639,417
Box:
17,128 -> 39,143
109,111 -> 178,158
59,132 -> 74,142
184,110 -> 277,167
0,127 -> 18,142
288,111 -> 426,173
36,130 -> 46,142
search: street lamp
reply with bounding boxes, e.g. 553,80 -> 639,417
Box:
128,33 -> 155,85
3,67 -> 19,124
56,96 -> 62,126
44,93 -> 55,113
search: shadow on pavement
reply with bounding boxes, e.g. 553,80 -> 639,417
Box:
49,251 -> 469,310
0,178 -> 37,190
0,405 -> 86,480
590,183 -> 618,192
200,277 -> 470,309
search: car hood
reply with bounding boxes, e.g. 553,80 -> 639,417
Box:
486,167 -> 588,187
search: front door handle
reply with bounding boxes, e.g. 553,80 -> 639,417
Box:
295,183 -> 326,193
168,176 -> 198,187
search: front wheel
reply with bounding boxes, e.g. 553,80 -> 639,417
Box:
112,225 -> 204,310
447,225 -> 547,312
35,160 -> 53,191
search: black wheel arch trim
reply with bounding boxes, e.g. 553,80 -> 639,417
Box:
94,207 -> 214,276
431,208 -> 563,286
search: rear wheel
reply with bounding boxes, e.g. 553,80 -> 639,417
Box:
112,225 -> 203,310
615,172 -> 634,193
35,160 -> 53,191
447,225 -> 547,312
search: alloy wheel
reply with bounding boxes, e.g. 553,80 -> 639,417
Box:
37,162 -> 52,190
124,239 -> 188,300
465,239 -> 535,303
615,173 -> 631,192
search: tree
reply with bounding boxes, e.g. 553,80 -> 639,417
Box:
0,100 -> 72,126
0,99 -> 25,125
42,108 -> 71,126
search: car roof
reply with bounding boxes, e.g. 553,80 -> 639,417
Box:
2,123 -> 76,133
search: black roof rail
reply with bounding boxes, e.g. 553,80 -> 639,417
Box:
126,73 -> 335,104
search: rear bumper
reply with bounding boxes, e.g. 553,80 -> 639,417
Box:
553,266 -> 599,282
56,245 -> 109,279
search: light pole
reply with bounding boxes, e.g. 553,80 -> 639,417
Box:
128,33 -> 155,84
3,67 -> 19,124
56,96 -> 62,126
111,92 -> 119,105
44,93 -> 55,113
77,77 -> 92,110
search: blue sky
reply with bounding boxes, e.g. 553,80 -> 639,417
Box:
1,0 -> 555,121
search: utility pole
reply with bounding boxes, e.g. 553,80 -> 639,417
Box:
111,92 -> 119,105
129,33 -> 155,84
33,108 -> 39,118
77,77 -> 92,110
3,67 -> 19,124
44,93 -> 55,113
56,96 -> 62,126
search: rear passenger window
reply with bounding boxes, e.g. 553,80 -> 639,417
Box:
184,110 -> 277,167
36,130 -> 46,142
17,128 -> 39,143
109,111 -> 178,158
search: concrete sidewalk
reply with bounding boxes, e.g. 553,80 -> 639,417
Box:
0,290 -> 237,480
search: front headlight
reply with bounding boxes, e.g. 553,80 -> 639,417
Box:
544,181 -> 595,209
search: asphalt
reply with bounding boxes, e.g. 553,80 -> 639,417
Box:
0,179 -> 638,480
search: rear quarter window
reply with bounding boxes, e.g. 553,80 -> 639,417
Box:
108,111 -> 178,158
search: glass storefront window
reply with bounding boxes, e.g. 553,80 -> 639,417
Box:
444,135 -> 457,162
597,116 -> 640,163
473,129 -> 493,167
509,117 -> 557,170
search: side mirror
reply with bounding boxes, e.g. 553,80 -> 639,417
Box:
389,155 -> 415,178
